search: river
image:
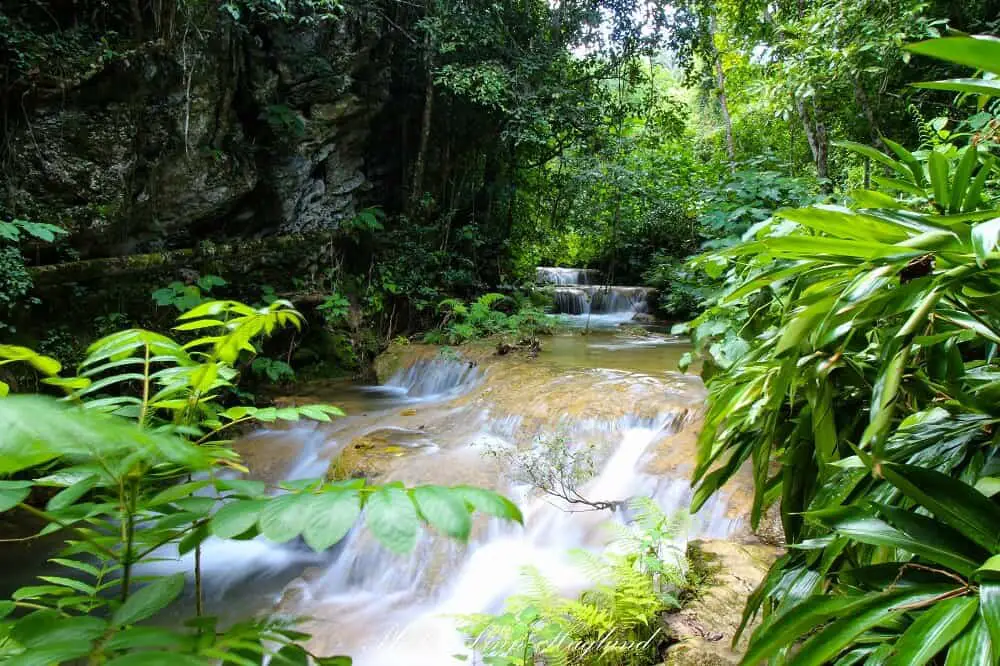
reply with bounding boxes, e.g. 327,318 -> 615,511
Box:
160,317 -> 755,664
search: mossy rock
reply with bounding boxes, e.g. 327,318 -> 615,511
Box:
325,430 -> 431,481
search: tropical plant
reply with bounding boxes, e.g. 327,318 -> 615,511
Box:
0,299 -> 523,664
460,498 -> 682,665
426,293 -> 555,346
0,218 -> 66,332
151,275 -> 227,313
685,36 -> 1000,664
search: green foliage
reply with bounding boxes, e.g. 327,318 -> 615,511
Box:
426,293 -> 555,345
696,160 -> 819,248
151,275 -> 226,313
0,219 -> 66,332
0,300 -> 523,664
684,37 -> 1000,664
250,356 -> 296,383
460,498 -> 681,665
221,0 -> 342,24
317,293 -> 351,327
646,158 -> 817,319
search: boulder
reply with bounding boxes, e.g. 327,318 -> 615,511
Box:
660,539 -> 780,666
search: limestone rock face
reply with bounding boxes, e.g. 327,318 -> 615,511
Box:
661,539 -> 780,666
3,7 -> 389,256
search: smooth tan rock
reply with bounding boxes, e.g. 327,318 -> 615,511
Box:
661,539 -> 780,666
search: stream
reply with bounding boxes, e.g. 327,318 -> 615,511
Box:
162,275 -> 755,664
4,271 -> 755,664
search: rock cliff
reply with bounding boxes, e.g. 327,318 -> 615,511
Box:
2,4 -> 390,258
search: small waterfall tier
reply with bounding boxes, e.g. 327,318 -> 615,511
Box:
384,358 -> 482,398
539,266 -> 654,320
553,285 -> 654,315
536,267 -> 603,285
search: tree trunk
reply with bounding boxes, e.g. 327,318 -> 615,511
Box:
129,0 -> 144,39
854,78 -> 882,148
796,97 -> 829,184
708,13 -> 736,170
409,32 -> 435,213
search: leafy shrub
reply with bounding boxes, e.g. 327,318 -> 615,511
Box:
426,293 -> 556,345
684,36 -> 1000,665
0,300 -> 523,664
0,219 -> 66,332
151,275 -> 227,312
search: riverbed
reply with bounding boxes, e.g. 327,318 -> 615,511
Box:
168,324 -> 755,664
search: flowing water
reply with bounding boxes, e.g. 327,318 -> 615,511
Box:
0,299 -> 754,660
158,324 -> 756,664
539,266 -> 656,328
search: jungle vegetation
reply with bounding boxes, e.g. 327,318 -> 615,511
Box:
3,0 -> 1000,663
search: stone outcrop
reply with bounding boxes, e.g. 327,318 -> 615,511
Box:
661,539 -> 780,666
3,7 -> 389,257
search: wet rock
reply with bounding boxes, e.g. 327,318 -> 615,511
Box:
326,429 -> 433,480
632,313 -> 657,324
661,539 -> 779,666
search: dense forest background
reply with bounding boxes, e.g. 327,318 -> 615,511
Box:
1,0 -> 999,366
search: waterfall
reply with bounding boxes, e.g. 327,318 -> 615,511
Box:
384,358 -> 482,398
542,266 -> 654,324
536,267 -> 603,285
289,409 -> 740,664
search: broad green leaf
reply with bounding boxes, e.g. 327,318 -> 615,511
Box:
743,595 -> 876,664
148,480 -> 213,507
273,644 -> 310,666
974,476 -> 1000,497
301,489 -> 361,552
907,36 -> 1000,75
793,588 -> 951,666
980,582 -> 1000,655
259,493 -> 311,543
454,486 -> 523,524
13,612 -> 107,647
4,640 -> 95,665
0,345 -> 62,375
963,158 -> 993,211
929,151 -> 951,210
812,507 -> 981,576
211,499 -> 266,538
0,480 -> 32,512
46,476 -> 98,511
0,396 -> 211,474
880,463 -> 1000,551
365,485 -> 419,554
834,142 -> 912,181
412,486 -> 472,540
112,573 -> 185,626
944,615 -> 993,666
918,78 -> 1000,97
950,147 -> 980,213
887,595 -> 977,665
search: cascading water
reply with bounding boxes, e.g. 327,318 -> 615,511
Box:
536,266 -> 603,285
543,266 -> 656,326
383,357 -> 483,398
150,329 -> 753,663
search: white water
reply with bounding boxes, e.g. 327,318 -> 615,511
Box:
544,265 -> 655,326
305,408 -> 738,665
536,266 -> 603,285
135,333 -> 740,659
